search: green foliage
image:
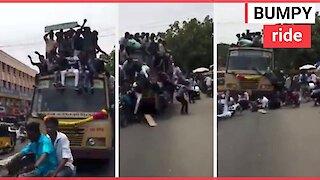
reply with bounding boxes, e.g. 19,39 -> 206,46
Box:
99,49 -> 115,75
163,15 -> 213,72
271,14 -> 320,70
217,43 -> 230,67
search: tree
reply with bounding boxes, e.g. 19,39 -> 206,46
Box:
99,49 -> 115,75
217,43 -> 230,68
164,15 -> 213,73
273,12 -> 320,70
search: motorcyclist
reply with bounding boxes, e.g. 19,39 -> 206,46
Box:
7,122 -> 58,177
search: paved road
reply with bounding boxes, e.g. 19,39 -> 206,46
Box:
75,151 -> 114,177
120,94 -> 213,177
0,141 -> 114,177
218,102 -> 320,176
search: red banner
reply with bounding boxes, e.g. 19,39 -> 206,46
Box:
263,24 -> 311,48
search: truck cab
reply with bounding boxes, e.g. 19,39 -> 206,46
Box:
223,47 -> 275,100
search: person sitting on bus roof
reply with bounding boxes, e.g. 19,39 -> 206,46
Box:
72,19 -> 87,57
45,117 -> 75,177
119,32 -> 130,48
61,32 -> 74,58
80,59 -> 94,92
82,27 -> 95,62
28,53 -> 48,76
92,30 -> 108,56
44,30 -> 58,61
56,29 -> 64,56
134,33 -> 141,44
120,44 -> 129,65
60,56 -> 81,90
73,29 -> 83,58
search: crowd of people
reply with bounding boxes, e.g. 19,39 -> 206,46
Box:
119,31 -> 209,124
230,29 -> 263,48
218,70 -> 320,118
29,19 -> 108,91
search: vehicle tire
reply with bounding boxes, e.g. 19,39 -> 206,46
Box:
236,105 -> 243,114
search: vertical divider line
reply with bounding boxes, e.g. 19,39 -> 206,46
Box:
245,2 -> 248,24
213,3 -> 218,177
114,2 -> 120,178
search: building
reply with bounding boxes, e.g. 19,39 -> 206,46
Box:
0,50 -> 37,118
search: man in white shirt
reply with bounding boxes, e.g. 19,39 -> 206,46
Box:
44,117 -> 75,177
44,30 -> 58,60
310,72 -> 318,84
204,76 -> 213,96
140,64 -> 150,78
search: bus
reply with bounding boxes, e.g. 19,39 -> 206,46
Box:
28,73 -> 113,160
222,47 -> 275,100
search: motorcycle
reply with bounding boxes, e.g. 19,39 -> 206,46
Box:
0,153 -> 35,177
299,82 -> 315,103
311,88 -> 320,106
193,85 -> 201,100
284,90 -> 300,107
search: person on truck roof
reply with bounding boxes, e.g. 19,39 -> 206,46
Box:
73,29 -> 83,57
28,52 -> 48,76
45,117 -> 75,177
60,56 -> 81,90
120,44 -> 129,65
44,30 -> 58,61
61,32 -> 74,58
82,27 -> 95,59
56,29 -> 64,55
119,32 -> 130,47
92,30 -> 107,56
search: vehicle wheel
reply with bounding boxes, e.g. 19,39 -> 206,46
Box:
236,106 -> 243,114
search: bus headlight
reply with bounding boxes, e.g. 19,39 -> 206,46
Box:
86,138 -> 106,146
87,138 -> 95,146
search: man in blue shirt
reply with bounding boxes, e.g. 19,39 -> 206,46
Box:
11,122 -> 58,177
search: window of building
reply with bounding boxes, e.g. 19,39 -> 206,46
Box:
19,71 -> 21,77
13,68 -> 16,76
2,63 -> 5,72
3,81 -> 7,88
14,84 -> 17,90
8,82 -> 11,89
7,65 -> 10,74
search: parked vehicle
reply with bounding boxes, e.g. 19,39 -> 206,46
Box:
0,123 -> 16,154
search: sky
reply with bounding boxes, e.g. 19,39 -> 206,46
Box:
0,3 -> 213,72
215,3 -> 320,44
0,3 -> 117,71
119,3 -> 213,36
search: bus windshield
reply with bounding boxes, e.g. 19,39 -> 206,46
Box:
227,50 -> 272,72
31,78 -> 106,113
